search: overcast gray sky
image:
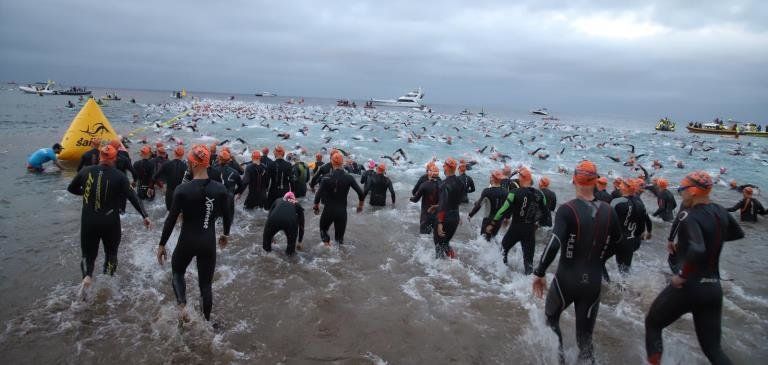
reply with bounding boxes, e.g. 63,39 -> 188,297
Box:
1,0 -> 766,120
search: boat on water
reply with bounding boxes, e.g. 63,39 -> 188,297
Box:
255,92 -> 276,97
337,99 -> 356,108
103,93 -> 121,101
686,121 -> 768,137
655,117 -> 676,132
171,89 -> 187,99
19,80 -> 56,94
531,107 -> 548,116
371,88 -> 424,107
459,109 -> 472,116
56,86 -> 92,95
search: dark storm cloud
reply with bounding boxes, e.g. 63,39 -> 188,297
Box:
1,0 -> 766,120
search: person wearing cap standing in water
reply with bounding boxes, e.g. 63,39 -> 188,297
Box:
260,146 -> 273,171
362,162 -> 395,207
727,186 -> 767,222
157,145 -> 232,322
532,160 -> 622,364
209,143 -> 218,163
67,145 -> 151,297
266,145 -> 294,210
360,159 -> 376,185
241,150 -> 268,210
468,170 -> 508,241
222,147 -> 244,174
500,165 -> 520,193
151,143 -> 168,190
291,154 -> 309,198
214,149 -> 244,220
411,161 -> 435,196
153,145 -> 188,211
539,177 -> 557,224
594,177 -> 612,203
604,178 -> 650,277
457,160 -> 476,204
311,152 -> 324,177
133,145 -> 156,201
26,143 -> 64,172
411,163 -> 442,234
645,171 -> 744,365
610,177 -> 623,201
313,152 -> 364,246
263,192 -> 305,255
651,178 -> 677,222
487,167 -> 550,273
434,158 -> 464,259
77,138 -> 101,172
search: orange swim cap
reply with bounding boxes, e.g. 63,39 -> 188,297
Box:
744,187 -> 754,195
140,145 -> 152,157
173,145 -> 185,157
428,164 -> 440,177
680,171 -> 713,196
377,163 -> 386,173
491,170 -> 506,183
218,149 -> 231,162
251,150 -> 261,161
503,165 -> 512,176
331,152 -> 344,167
274,145 -> 285,157
597,177 -> 608,186
518,167 -> 532,183
657,178 -> 668,190
188,144 -> 211,168
613,177 -> 623,187
99,145 -> 117,163
109,139 -> 122,149
539,176 -> 550,188
315,152 -> 323,161
156,142 -> 164,149
262,147 -> 269,154
573,160 -> 598,186
444,158 -> 457,172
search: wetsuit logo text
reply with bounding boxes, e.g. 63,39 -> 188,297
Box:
203,197 -> 214,229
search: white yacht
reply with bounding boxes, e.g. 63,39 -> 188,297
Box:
372,87 -> 424,107
19,80 -> 56,94
255,92 -> 276,97
531,107 -> 549,116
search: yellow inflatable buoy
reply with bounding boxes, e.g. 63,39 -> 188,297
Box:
58,98 -> 119,160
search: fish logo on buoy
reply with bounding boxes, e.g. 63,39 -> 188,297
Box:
58,99 -> 119,160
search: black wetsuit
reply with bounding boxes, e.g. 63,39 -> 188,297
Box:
500,178 -> 520,193
606,195 -> 651,275
292,161 -> 309,198
67,164 -> 148,278
242,163 -> 268,209
727,197 -> 767,222
434,175 -> 464,258
645,203 -> 743,365
411,173 -> 428,196
132,158 -> 156,200
77,147 -> 99,172
312,160 -> 325,176
218,164 -> 244,219
115,150 -> 136,213
468,186 -> 507,240
158,178 -> 233,321
610,188 -> 622,201
267,158 -> 294,209
534,198 -> 622,363
360,169 -> 375,186
313,168 -> 364,244
541,187 -> 558,225
411,177 -> 441,234
309,162 -> 332,190
594,189 -> 612,204
152,158 -> 188,211
457,173 -> 476,204
492,186 -> 550,273
363,173 -> 395,206
227,158 -> 244,175
263,199 -> 305,255
150,155 -> 168,188
652,189 -> 677,222
260,155 -> 274,171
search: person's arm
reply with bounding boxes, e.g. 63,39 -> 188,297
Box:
410,183 -> 423,203
493,192 -> 515,222
411,175 -> 426,196
67,169 -> 86,195
77,153 -> 87,172
533,205 -> 570,277
678,219 -> 706,279
468,189 -> 485,217
313,179 -> 325,205
756,200 -> 768,215
653,197 -> 664,217
467,176 -> 475,194
362,176 -> 371,200
350,176 -> 365,205
537,190 -> 551,227
123,174 -> 148,218
724,209 -> 745,241
667,211 -> 682,242
296,205 -> 305,242
726,200 -> 743,212
159,189 -> 183,246
388,178 -> 396,204
219,189 -> 233,236
436,183 -> 449,224
233,173 -> 246,195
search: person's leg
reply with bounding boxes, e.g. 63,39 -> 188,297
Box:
645,285 -> 692,364
102,222 -> 121,276
285,223 -> 298,255
573,286 -> 601,362
545,276 -> 573,365
692,284 -> 732,365
334,207 -> 348,244
196,242 -> 217,321
262,221 -> 279,252
171,242 -> 196,320
80,223 -> 100,279
520,226 -> 536,275
319,207 -> 333,244
500,229 -> 518,264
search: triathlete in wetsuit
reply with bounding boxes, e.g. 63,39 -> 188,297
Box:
266,145 -> 294,209
263,192 -> 305,255
77,138 -> 101,172
67,145 -> 150,292
260,147 -> 274,172
434,158 -> 464,259
311,153 -> 324,176
532,160 -> 622,363
539,177 -> 557,221
152,145 -> 188,211
411,162 -> 435,196
726,186 -> 767,222
457,161 -> 476,204
410,164 -> 441,234
215,150 -> 244,219
606,178 -> 651,276
651,178 -> 677,222
645,171 -> 744,365
610,177 -> 623,201
468,170 -> 507,241
150,144 -> 169,189
310,160 -> 332,192
242,151 -> 269,209
488,168 -> 549,273
360,160 -> 376,185
594,177 -> 612,203
132,146 -> 156,200
291,156 -> 309,198
362,164 -> 395,207
313,152 -> 364,245
157,145 -> 232,322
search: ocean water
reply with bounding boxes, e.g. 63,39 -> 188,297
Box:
0,87 -> 766,364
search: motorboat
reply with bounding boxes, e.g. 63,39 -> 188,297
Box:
686,121 -> 768,138
530,107 -> 548,116
56,86 -> 92,95
103,93 -> 121,101
371,87 -> 424,107
459,109 -> 472,116
19,80 -> 56,94
255,92 -> 276,97
655,117 -> 676,132
336,99 -> 356,108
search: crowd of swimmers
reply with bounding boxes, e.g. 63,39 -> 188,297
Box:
26,136 -> 768,364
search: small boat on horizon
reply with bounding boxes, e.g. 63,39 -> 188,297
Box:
255,92 -> 277,97
56,86 -> 92,95
371,88 -> 424,108
19,80 -> 56,94
531,107 -> 549,116
655,117 -> 676,132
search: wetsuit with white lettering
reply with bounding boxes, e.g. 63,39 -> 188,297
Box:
267,158 -> 294,209
132,158 -> 156,200
468,186 -> 507,240
606,195 -> 650,275
314,168 -> 364,244
533,198 -> 622,362
410,177 -> 441,234
652,189 -> 677,222
158,178 -> 233,321
434,175 -> 464,258
242,163 -> 268,209
727,197 -> 767,222
492,186 -> 550,273
263,199 -> 305,255
363,173 -> 395,206
67,164 -> 148,278
309,162 -> 332,190
152,159 -> 188,211
645,203 -> 743,364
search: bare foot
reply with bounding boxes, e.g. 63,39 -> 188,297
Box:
179,305 -> 190,323
323,241 -> 331,248
79,276 -> 93,301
